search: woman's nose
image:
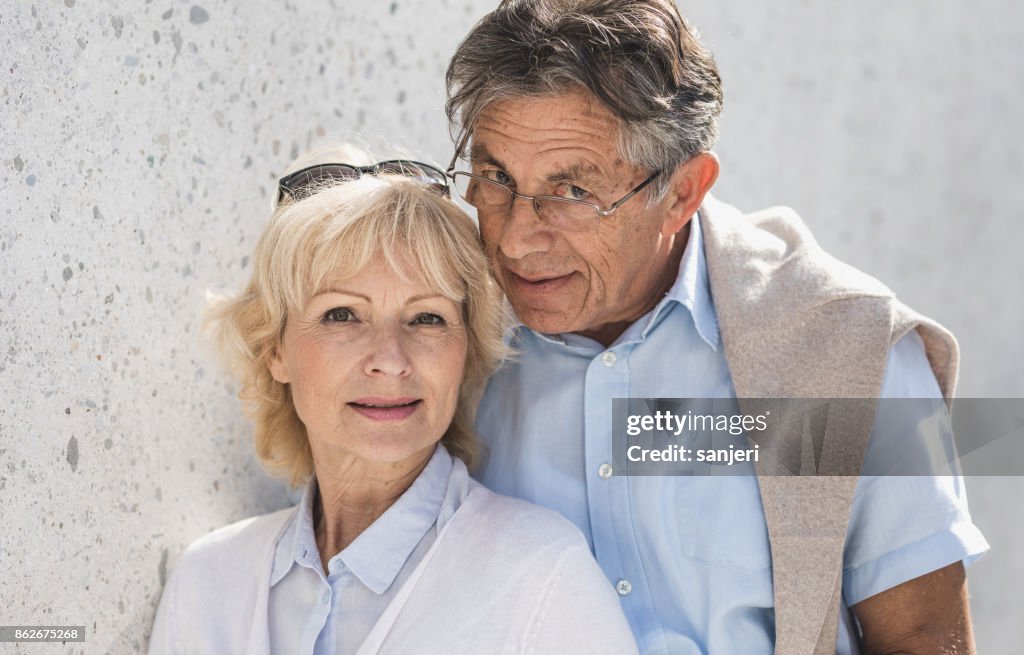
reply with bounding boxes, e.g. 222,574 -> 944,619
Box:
362,325 -> 413,377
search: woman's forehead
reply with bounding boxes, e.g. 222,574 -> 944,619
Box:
310,251 -> 464,302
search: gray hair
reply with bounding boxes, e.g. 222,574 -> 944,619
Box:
445,0 -> 723,200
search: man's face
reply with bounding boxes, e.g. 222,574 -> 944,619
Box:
470,89 -> 679,339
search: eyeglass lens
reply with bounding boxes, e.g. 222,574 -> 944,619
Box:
451,172 -> 597,231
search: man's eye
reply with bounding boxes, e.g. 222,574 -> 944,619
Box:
323,307 -> 355,322
555,183 -> 593,202
412,313 -> 446,326
481,169 -> 512,186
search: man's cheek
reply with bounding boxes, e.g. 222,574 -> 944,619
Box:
478,223 -> 500,258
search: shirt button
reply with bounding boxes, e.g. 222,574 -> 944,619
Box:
616,579 -> 633,596
321,590 -> 330,604
601,351 -> 617,367
598,463 -> 613,479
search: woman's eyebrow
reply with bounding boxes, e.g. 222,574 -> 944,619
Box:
314,288 -> 370,301
313,289 -> 448,305
406,293 -> 447,304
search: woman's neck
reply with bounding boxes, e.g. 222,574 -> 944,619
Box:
310,445 -> 434,574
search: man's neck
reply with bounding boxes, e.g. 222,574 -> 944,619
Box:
575,222 -> 690,348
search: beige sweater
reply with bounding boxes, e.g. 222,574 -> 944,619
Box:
700,196 -> 958,655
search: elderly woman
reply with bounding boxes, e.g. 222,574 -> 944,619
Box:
148,148 -> 638,654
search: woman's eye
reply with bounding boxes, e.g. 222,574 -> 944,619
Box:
412,313 -> 446,326
323,307 -> 355,323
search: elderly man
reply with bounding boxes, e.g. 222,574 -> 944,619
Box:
443,1 -> 988,654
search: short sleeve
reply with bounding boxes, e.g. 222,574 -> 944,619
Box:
841,329 -> 990,606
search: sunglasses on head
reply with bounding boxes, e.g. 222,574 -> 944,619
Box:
277,160 -> 449,203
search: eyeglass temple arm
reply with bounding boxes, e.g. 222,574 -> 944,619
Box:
446,128 -> 472,175
597,171 -> 662,216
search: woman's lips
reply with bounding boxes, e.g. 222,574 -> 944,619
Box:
348,398 -> 422,421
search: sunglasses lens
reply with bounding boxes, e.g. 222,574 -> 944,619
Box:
376,161 -> 446,186
279,165 -> 361,200
278,161 -> 449,204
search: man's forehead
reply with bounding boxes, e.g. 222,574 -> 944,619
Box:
474,90 -> 618,134
469,92 -> 628,178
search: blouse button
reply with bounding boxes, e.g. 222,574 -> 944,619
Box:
616,579 -> 633,596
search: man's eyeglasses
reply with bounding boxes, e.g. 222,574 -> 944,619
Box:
446,168 -> 662,232
277,161 -> 449,204
443,130 -> 661,232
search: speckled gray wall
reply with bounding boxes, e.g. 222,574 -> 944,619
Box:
1,1 -> 1020,652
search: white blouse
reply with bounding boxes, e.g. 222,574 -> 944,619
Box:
149,446 -> 639,654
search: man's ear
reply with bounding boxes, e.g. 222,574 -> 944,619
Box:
267,344 -> 290,384
659,152 -> 720,237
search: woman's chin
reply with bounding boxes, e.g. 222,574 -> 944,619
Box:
326,430 -> 441,468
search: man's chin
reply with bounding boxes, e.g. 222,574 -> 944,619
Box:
508,301 -> 580,336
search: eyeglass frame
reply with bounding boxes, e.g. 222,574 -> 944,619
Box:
277,160 -> 450,204
444,128 -> 663,227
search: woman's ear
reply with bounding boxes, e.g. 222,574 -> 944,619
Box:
659,152 -> 720,237
267,345 -> 291,384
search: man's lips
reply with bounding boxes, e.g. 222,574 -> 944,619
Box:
348,397 -> 422,421
506,270 -> 574,294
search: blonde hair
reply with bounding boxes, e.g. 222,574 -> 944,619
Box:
207,148 -> 509,488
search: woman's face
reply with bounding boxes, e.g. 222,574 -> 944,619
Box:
268,252 -> 468,469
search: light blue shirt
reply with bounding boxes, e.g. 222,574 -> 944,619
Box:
475,216 -> 989,654
268,445 -> 455,655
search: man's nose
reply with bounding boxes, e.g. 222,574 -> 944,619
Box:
497,194 -> 555,261
362,326 -> 412,377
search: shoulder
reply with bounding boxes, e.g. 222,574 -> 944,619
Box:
382,486 -> 636,654
700,196 -> 896,309
456,485 -> 591,557
172,506 -> 295,587
150,507 -> 295,653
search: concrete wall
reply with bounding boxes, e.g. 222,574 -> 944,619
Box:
1,1 -> 1020,652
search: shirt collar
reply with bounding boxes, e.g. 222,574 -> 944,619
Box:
511,212 -> 720,351
270,444 -> 454,594
659,210 -> 720,350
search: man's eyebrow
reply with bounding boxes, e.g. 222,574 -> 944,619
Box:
546,161 -> 604,184
469,143 -> 505,168
470,144 -> 605,185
